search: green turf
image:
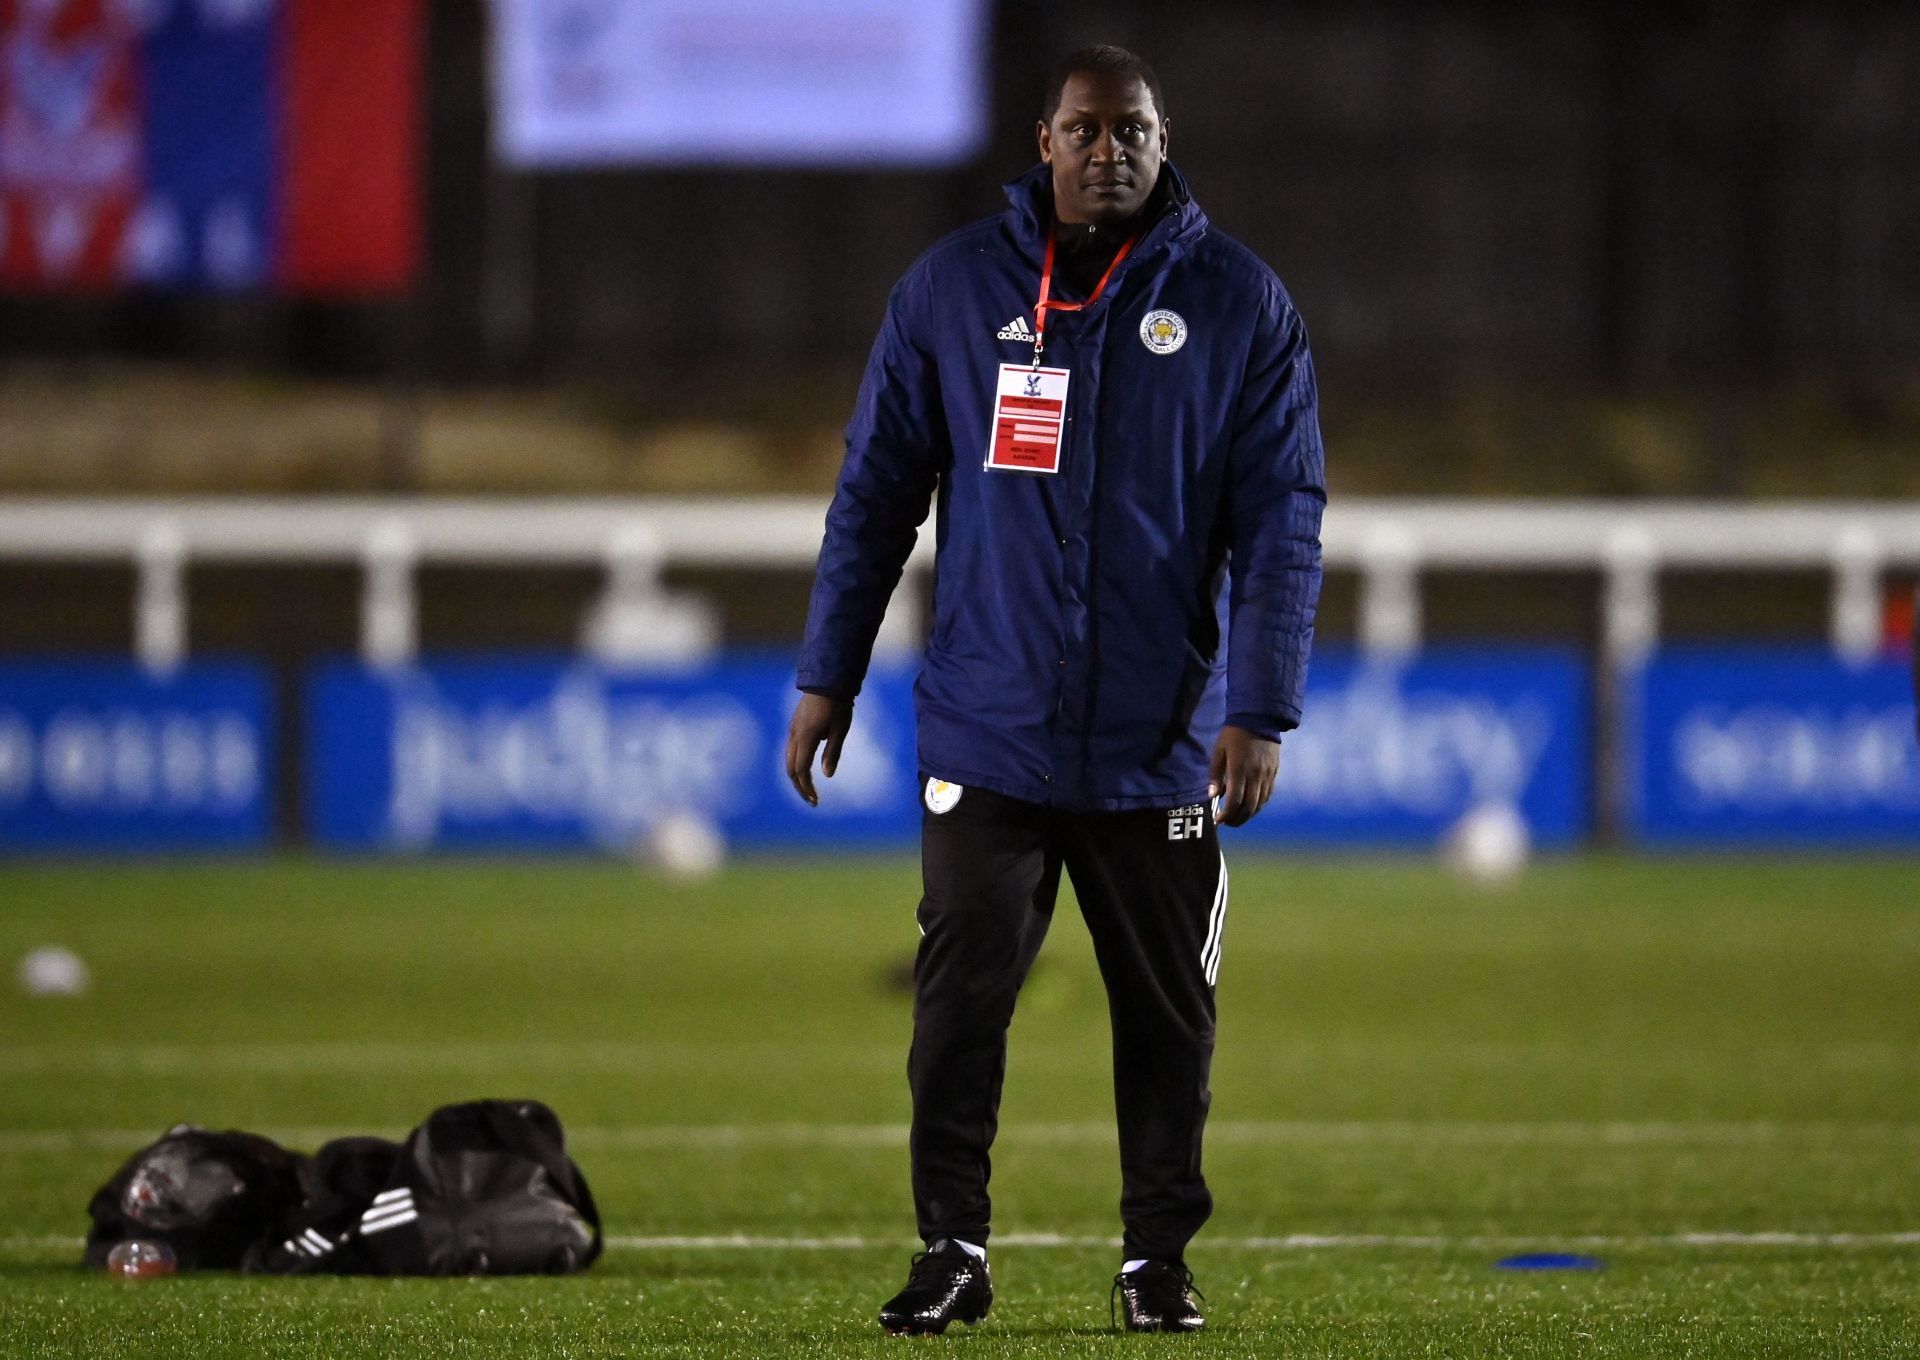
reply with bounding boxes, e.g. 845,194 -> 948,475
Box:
3,855 -> 1919,1356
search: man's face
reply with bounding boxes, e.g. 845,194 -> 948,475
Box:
1038,71 -> 1167,226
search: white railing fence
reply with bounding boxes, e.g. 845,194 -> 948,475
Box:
0,497 -> 1916,672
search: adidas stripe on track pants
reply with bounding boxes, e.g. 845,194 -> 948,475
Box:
906,778 -> 1228,1263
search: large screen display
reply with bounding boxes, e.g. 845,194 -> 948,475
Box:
492,0 -> 990,168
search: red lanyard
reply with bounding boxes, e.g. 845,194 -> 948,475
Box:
1031,227 -> 1138,365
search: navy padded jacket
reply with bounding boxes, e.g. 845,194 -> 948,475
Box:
796,163 -> 1326,811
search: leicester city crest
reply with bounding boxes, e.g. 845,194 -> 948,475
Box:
1139,309 -> 1188,355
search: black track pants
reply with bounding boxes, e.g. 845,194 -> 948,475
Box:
907,779 -> 1227,1262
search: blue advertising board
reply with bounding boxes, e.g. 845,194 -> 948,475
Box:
306,657 -> 921,851
307,649 -> 1590,853
1630,649 -> 1920,847
1239,649 -> 1590,848
0,661 -> 274,852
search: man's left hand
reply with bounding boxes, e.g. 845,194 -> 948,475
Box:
1208,726 -> 1281,827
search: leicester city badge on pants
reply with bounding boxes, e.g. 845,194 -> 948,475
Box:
924,778 -> 963,814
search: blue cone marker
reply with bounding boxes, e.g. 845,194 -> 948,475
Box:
1495,1253 -> 1605,1271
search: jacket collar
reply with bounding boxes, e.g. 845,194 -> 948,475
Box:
1002,160 -> 1207,266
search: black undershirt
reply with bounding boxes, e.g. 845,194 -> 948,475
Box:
1050,173 -> 1172,300
1052,221 -> 1128,301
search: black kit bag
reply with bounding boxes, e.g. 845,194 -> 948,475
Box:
85,1125 -> 310,1270
247,1099 -> 602,1276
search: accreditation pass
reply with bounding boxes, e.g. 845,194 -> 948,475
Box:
985,363 -> 1070,474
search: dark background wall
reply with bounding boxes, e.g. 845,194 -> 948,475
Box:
4,0 -> 1918,394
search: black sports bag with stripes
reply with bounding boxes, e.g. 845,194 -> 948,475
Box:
244,1099 -> 603,1276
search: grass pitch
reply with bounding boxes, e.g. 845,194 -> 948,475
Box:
2,854 -> 1919,1357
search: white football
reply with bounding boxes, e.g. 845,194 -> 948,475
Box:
17,945 -> 90,997
647,814 -> 727,881
1443,802 -> 1532,884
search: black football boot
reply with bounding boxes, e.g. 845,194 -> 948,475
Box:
1112,1260 -> 1205,1333
877,1238 -> 993,1336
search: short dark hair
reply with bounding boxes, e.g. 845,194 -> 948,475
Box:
1041,45 -> 1166,124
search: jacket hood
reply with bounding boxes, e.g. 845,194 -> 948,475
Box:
1001,160 -> 1209,263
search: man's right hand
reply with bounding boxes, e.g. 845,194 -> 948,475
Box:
786,693 -> 854,807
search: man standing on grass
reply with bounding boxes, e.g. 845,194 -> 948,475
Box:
787,45 -> 1325,1336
